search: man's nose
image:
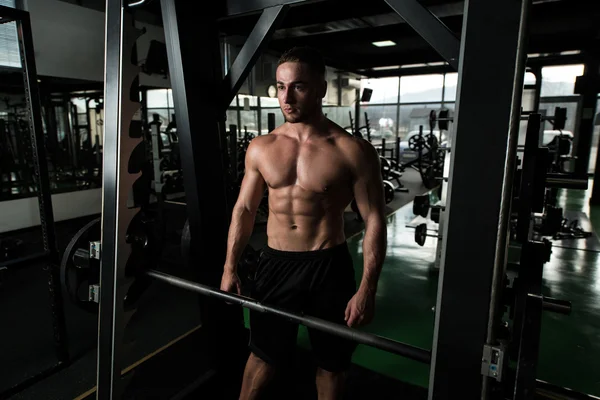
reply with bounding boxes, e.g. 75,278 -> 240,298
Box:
284,89 -> 294,104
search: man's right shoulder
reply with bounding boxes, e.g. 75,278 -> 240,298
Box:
245,131 -> 278,159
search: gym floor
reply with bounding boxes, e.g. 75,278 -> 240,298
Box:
2,168 -> 600,399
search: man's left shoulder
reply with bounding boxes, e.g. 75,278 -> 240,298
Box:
338,134 -> 378,160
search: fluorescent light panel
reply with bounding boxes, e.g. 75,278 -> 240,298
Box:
372,40 -> 396,47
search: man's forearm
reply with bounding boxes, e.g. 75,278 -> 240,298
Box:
359,215 -> 387,294
224,205 -> 257,273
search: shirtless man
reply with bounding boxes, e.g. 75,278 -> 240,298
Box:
220,46 -> 387,400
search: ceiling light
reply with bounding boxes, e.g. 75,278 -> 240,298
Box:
372,40 -> 396,47
372,65 -> 400,71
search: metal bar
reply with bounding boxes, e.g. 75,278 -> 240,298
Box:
97,0 -> 121,395
0,4 -> 28,20
574,54 -> 600,176
536,379 -> 600,400
517,114 -> 542,243
222,5 -> 289,109
0,250 -> 48,269
145,269 -> 432,364
542,297 -> 571,315
545,174 -> 588,190
223,0 -> 323,18
514,292 -> 544,399
16,10 -> 70,365
383,0 -> 460,70
428,0 -> 531,398
160,0 -> 244,375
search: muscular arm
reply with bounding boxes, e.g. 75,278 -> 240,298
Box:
352,140 -> 387,294
224,139 -> 267,273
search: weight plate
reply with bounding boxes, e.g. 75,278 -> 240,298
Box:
431,208 -> 441,224
415,223 -> 427,246
408,135 -> 424,151
413,195 -> 430,218
60,217 -> 101,314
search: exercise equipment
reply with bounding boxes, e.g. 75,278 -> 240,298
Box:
60,218 -> 101,313
413,223 -> 441,246
380,156 -> 407,203
412,194 -> 445,219
145,269 -> 430,362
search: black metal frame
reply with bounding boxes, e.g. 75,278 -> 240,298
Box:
383,0 -> 460,70
429,0 -> 532,398
0,5 -> 70,399
97,2 -> 144,398
98,1 -> 585,400
221,4 -> 289,108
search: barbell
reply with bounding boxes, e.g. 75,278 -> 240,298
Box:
59,217 -> 432,364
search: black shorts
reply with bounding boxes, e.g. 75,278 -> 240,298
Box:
248,242 -> 358,372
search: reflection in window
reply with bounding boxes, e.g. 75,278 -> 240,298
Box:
260,110 -> 284,134
524,72 -> 536,85
400,74 -> 443,103
443,73 -> 458,102
239,110 -> 258,136
541,64 -> 584,97
588,97 -> 600,174
538,100 -> 579,133
147,89 -> 170,108
397,103 -> 442,138
323,106 -> 353,132
360,104 -> 398,144
361,77 -> 399,104
0,0 -> 20,68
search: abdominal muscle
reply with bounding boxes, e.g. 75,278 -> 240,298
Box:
265,185 -> 350,252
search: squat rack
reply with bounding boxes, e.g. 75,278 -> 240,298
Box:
0,5 -> 70,399
98,1 -> 531,400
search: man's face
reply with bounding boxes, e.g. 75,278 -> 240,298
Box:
276,61 -> 325,123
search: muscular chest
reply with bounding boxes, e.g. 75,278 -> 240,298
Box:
260,143 -> 350,193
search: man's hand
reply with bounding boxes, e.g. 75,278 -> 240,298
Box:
344,288 -> 375,327
220,269 -> 242,298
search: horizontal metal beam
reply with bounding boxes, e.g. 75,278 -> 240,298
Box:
362,64 -> 454,78
223,0 -> 326,18
0,4 -> 28,21
384,0 -> 460,70
145,269 -> 432,364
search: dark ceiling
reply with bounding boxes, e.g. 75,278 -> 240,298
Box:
212,0 -> 600,77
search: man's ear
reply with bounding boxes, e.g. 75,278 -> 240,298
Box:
320,80 -> 328,98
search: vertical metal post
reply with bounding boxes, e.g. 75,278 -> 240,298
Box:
428,0 -> 531,398
97,1 -> 143,398
16,10 -> 69,364
354,88 -> 361,136
531,66 -> 542,113
574,53 -> 599,177
160,0 -> 244,382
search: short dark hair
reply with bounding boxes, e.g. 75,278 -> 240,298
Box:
278,46 -> 325,79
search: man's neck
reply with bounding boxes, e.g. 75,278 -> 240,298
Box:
286,113 -> 328,141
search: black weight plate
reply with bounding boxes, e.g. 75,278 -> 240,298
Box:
383,180 -> 395,204
413,194 -> 430,218
60,217 -> 101,314
431,208 -> 441,224
408,135 -> 424,151
415,223 -> 427,246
